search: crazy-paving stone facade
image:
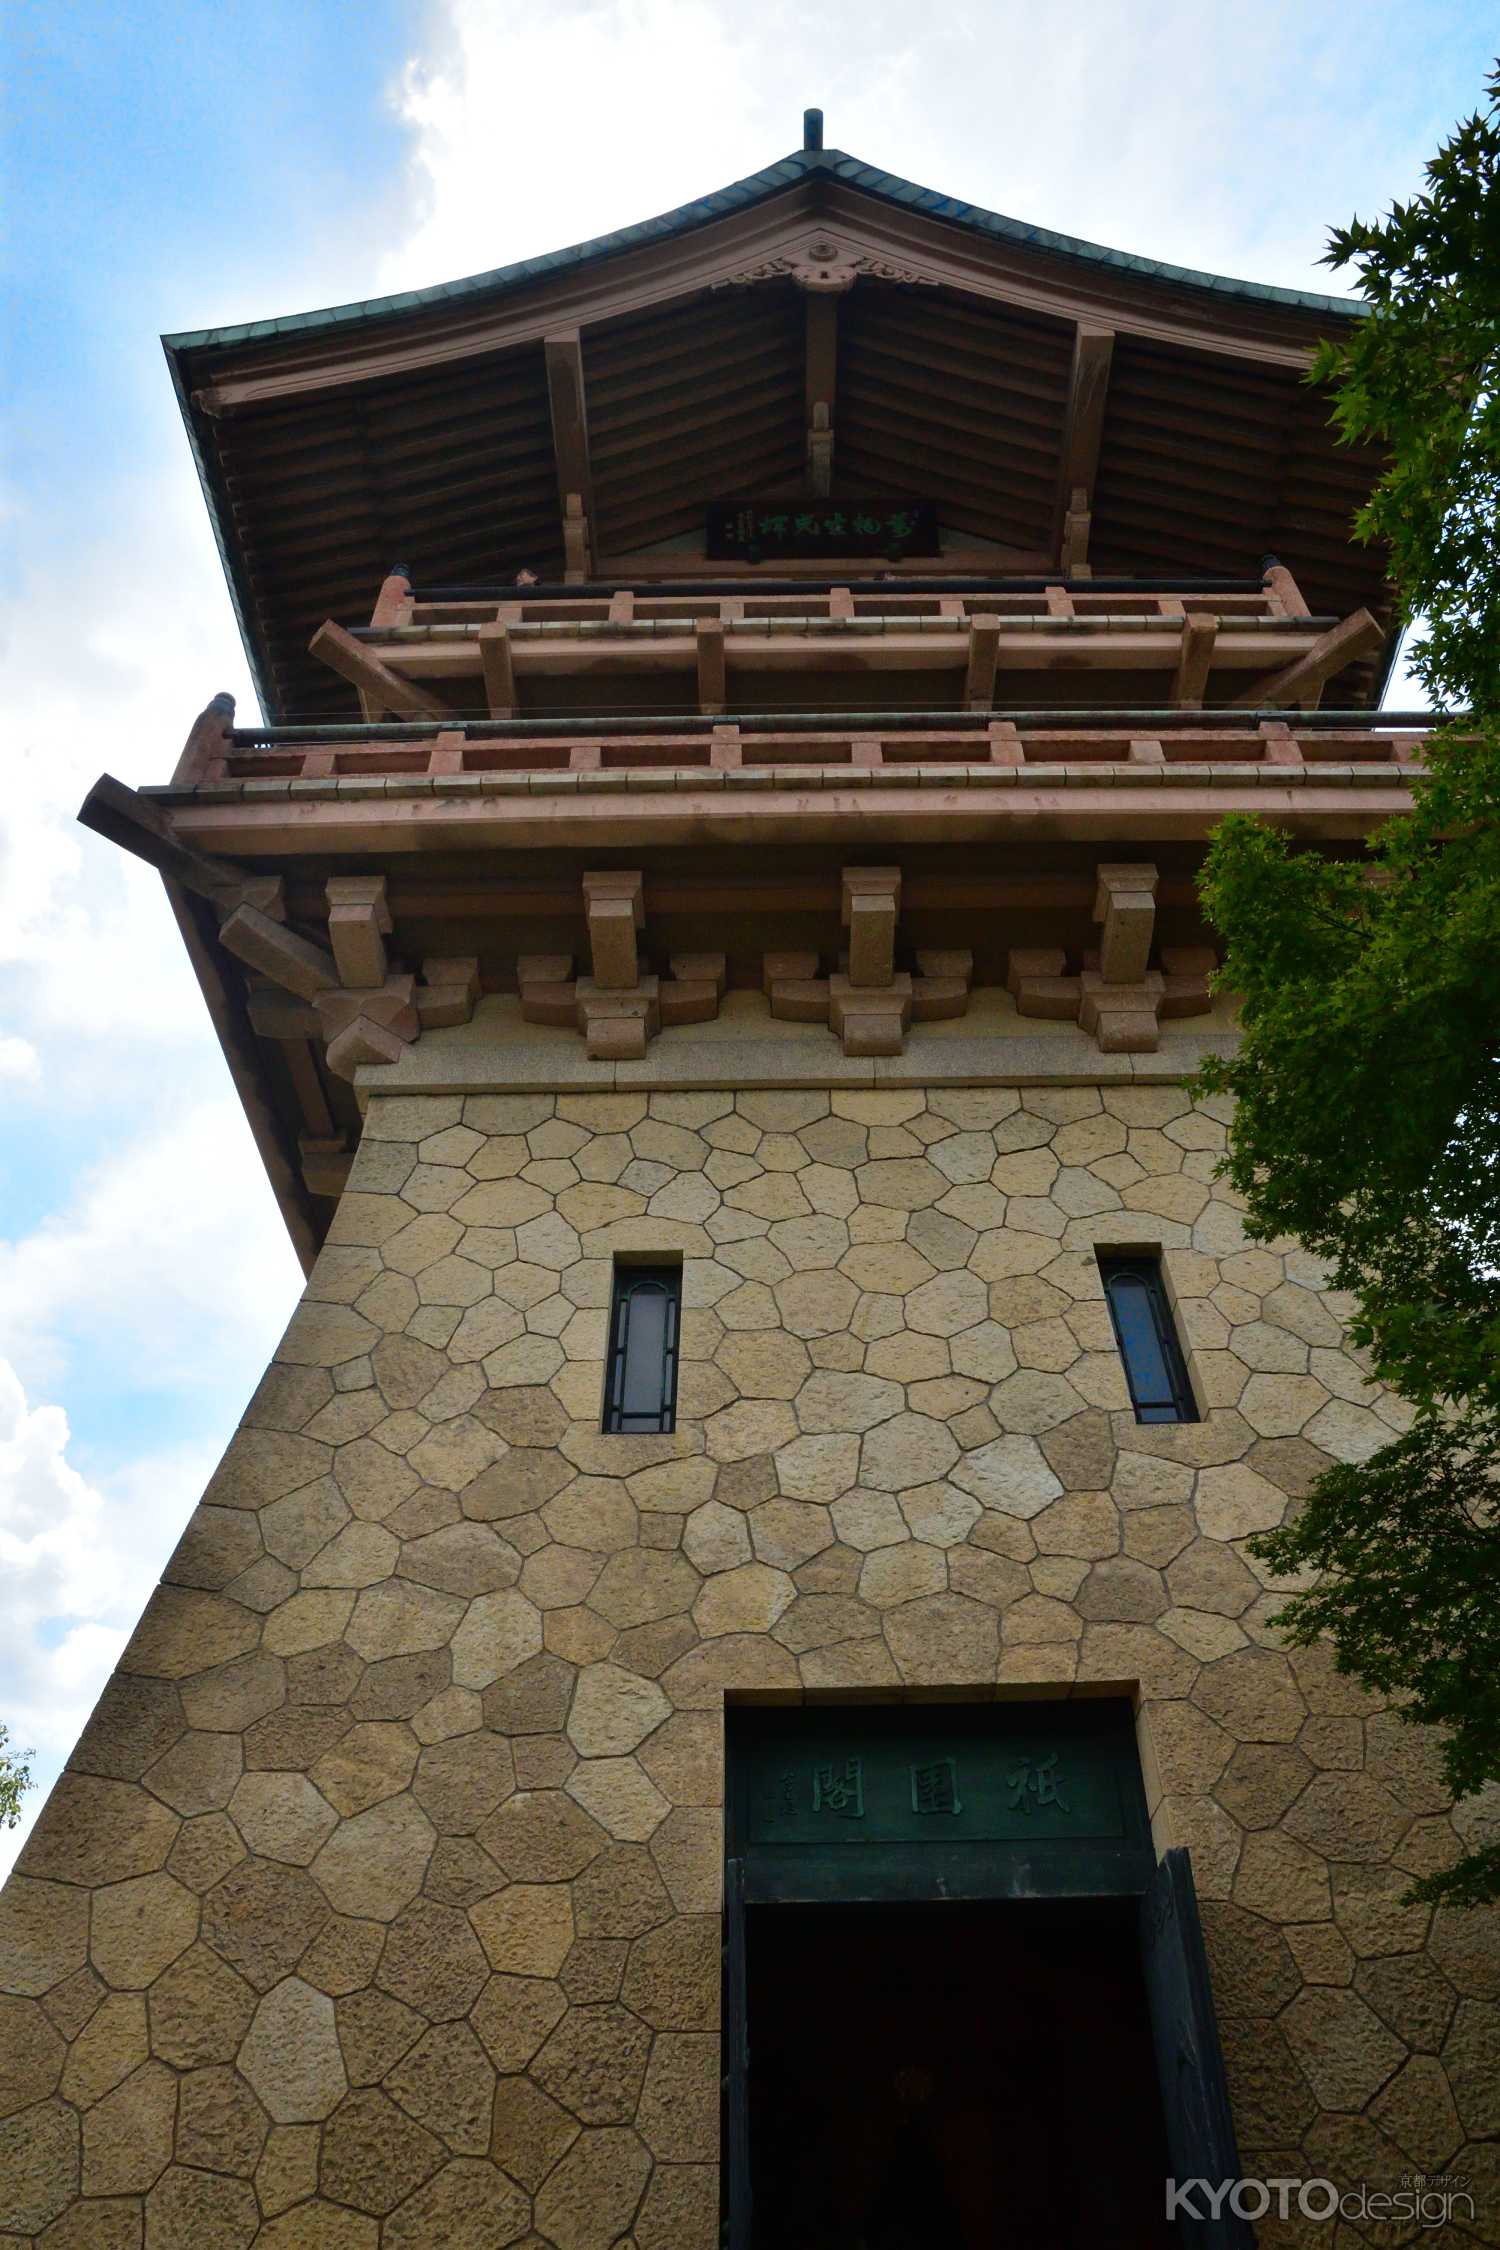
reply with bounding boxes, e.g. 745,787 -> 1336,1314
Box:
9,117 -> 1498,2248
5,1082 -> 1500,2245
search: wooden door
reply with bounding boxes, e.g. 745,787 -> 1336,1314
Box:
1139,1848 -> 1253,2248
722,1855 -> 751,2250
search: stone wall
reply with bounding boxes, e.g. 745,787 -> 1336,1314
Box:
2,1081 -> 1497,2247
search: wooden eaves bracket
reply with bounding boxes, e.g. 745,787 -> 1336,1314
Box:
77,762 -> 481,1202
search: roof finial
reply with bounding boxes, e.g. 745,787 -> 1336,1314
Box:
803,108 -> 824,152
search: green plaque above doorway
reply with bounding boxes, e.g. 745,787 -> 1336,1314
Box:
727,1700 -> 1154,1904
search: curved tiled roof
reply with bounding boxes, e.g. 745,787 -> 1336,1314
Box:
163,145 -> 1363,355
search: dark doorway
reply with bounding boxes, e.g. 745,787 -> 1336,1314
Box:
744,1897 -> 1178,2250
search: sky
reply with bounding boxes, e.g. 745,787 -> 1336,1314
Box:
0,0 -> 1492,1877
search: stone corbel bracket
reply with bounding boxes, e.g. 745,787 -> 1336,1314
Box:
221,872 -> 479,1122
518,870 -> 725,1059
1007,861 -> 1215,1053
766,866 -> 973,1056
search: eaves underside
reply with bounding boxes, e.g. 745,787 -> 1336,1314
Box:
162,143 -> 1382,729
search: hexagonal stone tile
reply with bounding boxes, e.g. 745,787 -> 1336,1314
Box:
384,2155 -> 532,2245
145,2163 -> 259,2247
1284,1771 -> 1413,1865
951,1435 -> 1062,1519
450,1589 -> 545,1689
0,1875 -> 91,1997
229,1772 -> 340,1865
320,2087 -> 443,2214
82,1868 -> 198,1992
310,1793 -> 436,1920
567,1663 -> 671,1755
1193,1648 -> 1306,1743
534,2124 -> 653,2250
82,2057 -> 176,2194
532,2002 -> 652,2124
1281,1986 -> 1406,2111
692,1563 -> 795,1639
859,1413 -> 960,1492
174,2061 -> 271,2175
237,1976 -> 346,2123
481,1792 -> 607,1885
374,1898 -> 488,2020
19,1775 -> 178,1889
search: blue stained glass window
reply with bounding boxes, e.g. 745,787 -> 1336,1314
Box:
603,1264 -> 681,1434
1099,1255 -> 1198,1424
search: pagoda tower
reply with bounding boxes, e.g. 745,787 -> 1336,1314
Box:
3,116 -> 1492,2248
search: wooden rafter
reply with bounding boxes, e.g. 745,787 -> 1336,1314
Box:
1054,326 -> 1114,577
355,569 -> 416,717
309,619 -> 455,719
171,692 -> 237,787
479,623 -> 516,718
963,617 -> 1001,712
1171,614 -> 1218,709
78,773 -> 244,910
370,567 -> 413,628
544,330 -> 595,582
1262,558 -> 1312,619
805,293 -> 838,497
165,883 -> 323,1273
218,904 -> 338,1001
696,618 -> 727,715
1232,607 -> 1384,709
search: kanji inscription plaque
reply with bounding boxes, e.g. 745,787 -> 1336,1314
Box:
706,498 -> 939,560
727,1701 -> 1154,1902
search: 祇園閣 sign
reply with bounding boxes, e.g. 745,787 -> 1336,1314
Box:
728,1702 -> 1156,1904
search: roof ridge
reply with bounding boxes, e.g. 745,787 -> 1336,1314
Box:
163,145 -> 1363,356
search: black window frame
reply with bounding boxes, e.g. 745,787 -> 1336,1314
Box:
602,1262 -> 681,1435
1098,1253 -> 1199,1425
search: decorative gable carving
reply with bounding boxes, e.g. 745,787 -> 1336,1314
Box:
714,237 -> 939,292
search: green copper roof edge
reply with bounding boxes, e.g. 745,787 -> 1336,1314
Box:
162,146 -> 1363,357
162,339 -> 276,723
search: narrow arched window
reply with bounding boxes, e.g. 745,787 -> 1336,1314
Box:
603,1264 -> 681,1434
1099,1254 -> 1198,1424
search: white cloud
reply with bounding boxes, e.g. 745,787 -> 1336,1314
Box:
0,475 -> 255,1065
0,1098 -> 298,1402
0,1039 -> 40,1084
380,0 -> 1460,307
0,1089 -> 295,1881
0,1358 -> 223,1881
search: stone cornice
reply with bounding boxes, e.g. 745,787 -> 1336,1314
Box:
157,763 -> 1419,858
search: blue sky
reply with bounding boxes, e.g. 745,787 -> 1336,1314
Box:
1,0 -> 1494,1873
